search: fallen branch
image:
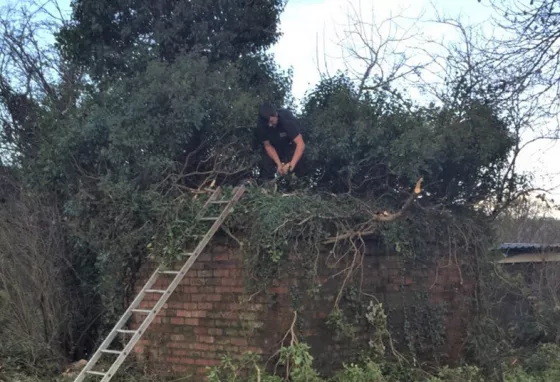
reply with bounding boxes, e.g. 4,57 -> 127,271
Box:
323,177 -> 423,244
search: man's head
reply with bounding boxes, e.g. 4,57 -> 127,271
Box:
259,103 -> 278,127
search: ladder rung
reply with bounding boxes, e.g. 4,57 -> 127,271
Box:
159,270 -> 180,275
145,289 -> 166,294
117,329 -> 136,334
86,371 -> 106,376
210,200 -> 231,204
101,349 -> 122,355
199,217 -> 218,221
132,309 -> 152,314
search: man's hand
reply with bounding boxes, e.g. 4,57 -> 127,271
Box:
277,163 -> 287,175
276,163 -> 293,175
282,163 -> 293,174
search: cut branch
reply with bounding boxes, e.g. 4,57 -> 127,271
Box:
323,177 -> 423,244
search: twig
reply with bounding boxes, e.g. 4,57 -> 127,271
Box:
221,225 -> 243,248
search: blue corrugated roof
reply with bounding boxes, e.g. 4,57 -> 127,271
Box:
500,243 -> 560,253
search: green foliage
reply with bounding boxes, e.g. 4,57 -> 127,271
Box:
300,74 -> 515,204
501,344 -> 560,382
28,54 -> 280,337
279,343 -> 323,382
331,362 -> 386,382
227,189 -> 362,290
465,254 -> 560,377
207,351 -> 280,382
403,292 -> 448,358
426,365 -> 483,382
365,301 -> 390,356
326,307 -> 355,339
205,342 -> 560,382
57,0 -> 285,79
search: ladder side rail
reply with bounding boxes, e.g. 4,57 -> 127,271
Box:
73,268 -> 162,382
196,187 -> 222,219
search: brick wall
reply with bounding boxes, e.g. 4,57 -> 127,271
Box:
130,236 -> 474,379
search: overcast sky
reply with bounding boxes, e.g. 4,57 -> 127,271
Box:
2,0 -> 559,205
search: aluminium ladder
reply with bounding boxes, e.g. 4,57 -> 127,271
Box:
74,185 -> 246,382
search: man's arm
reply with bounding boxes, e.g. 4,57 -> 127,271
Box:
264,140 -> 282,169
280,114 -> 305,171
288,134 -> 305,171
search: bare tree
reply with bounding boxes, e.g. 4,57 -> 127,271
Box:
409,5 -> 560,215
0,0 -> 79,163
330,2 -> 433,96
481,0 -> 560,123
0,171 -> 74,367
495,194 -> 560,243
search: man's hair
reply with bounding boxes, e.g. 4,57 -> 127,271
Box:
258,103 -> 277,120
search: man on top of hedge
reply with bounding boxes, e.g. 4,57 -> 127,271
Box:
256,103 -> 306,181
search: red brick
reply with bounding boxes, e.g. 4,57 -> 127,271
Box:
271,287 -> 288,294
225,329 -> 239,336
214,254 -> 230,261
198,335 -> 215,344
231,338 -> 248,347
192,343 -> 213,351
195,326 -> 208,334
192,310 -> 207,318
223,303 -> 241,311
177,358 -> 196,365
171,365 -> 188,372
209,311 -> 237,320
229,269 -> 243,277
221,278 -> 242,286
195,359 -> 221,366
216,286 -> 245,294
198,302 -> 213,310
208,328 -> 223,336
214,269 -> 229,277
184,318 -> 200,325
182,286 -> 199,293
168,301 -> 183,309
138,301 -> 152,309
170,317 -> 184,325
168,341 -> 187,349
183,302 -> 198,310
177,310 -> 191,317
